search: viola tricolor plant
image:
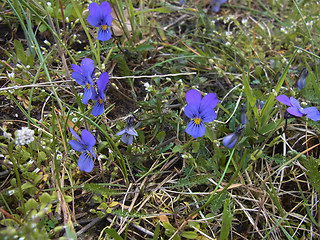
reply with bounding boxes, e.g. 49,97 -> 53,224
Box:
68,128 -> 96,172
71,58 -> 95,104
91,72 -> 109,117
184,89 -> 219,138
277,95 -> 320,121
87,1 -> 113,41
116,116 -> 138,145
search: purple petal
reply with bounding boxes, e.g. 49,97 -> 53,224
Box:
287,107 -> 303,117
78,152 -> 94,172
200,108 -> 217,122
97,72 -> 109,97
185,89 -> 201,105
83,85 -> 93,104
72,64 -> 83,73
223,132 -> 239,149
69,127 -> 82,142
303,107 -> 320,121
104,14 -> 113,27
200,93 -> 219,113
184,103 -> 199,119
81,130 -> 96,147
81,58 -> 94,76
87,15 -> 101,27
91,102 -> 104,117
276,95 -> 292,106
289,97 -> 302,109
121,133 -> 134,145
100,1 -> 112,15
71,71 -> 86,85
91,88 -> 98,101
69,140 -> 86,152
126,127 -> 138,136
116,129 -> 127,136
88,2 -> 103,21
97,28 -> 112,41
185,120 -> 205,138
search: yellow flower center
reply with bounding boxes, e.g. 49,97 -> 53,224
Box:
86,83 -> 90,89
194,117 -> 201,125
99,98 -> 103,104
101,25 -> 107,31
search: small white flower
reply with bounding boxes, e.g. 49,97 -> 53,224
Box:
144,82 -> 153,91
7,72 -> 14,79
47,1 -> 51,6
8,190 -> 15,196
241,18 -> 248,26
15,127 -> 35,146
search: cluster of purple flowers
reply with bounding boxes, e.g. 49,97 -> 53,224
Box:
68,1 -> 320,173
68,2 -> 139,173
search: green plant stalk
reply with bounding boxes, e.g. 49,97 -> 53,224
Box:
27,50 -> 53,128
111,0 -> 130,41
260,49 -> 298,127
51,100 -> 62,189
189,148 -> 237,218
8,140 -> 25,216
71,0 -> 101,66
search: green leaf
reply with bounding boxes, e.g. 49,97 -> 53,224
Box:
172,145 -> 184,153
156,131 -> 166,142
153,223 -> 160,240
25,198 -> 38,212
106,228 -> 124,240
163,222 -> 175,232
40,192 -> 52,204
14,39 -> 27,65
220,198 -> 233,240
192,141 -> 200,153
180,231 -> 198,239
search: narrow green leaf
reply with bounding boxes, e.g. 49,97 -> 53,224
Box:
220,198 -> 233,240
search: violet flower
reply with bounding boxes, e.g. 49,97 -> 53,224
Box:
116,116 -> 138,145
223,126 -> 244,149
71,58 -> 95,104
184,89 -> 219,138
212,0 -> 227,12
91,72 -> 109,117
87,1 -> 113,41
297,68 -> 308,90
276,94 -> 320,121
68,128 -> 96,172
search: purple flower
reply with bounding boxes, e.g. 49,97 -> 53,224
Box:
223,126 -> 244,149
259,100 -> 265,109
184,89 -> 219,138
68,128 -> 96,172
71,58 -> 95,104
91,72 -> 109,117
116,116 -> 138,145
276,95 -> 320,121
211,0 -> 227,12
87,1 -> 113,41
297,68 -> 308,90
